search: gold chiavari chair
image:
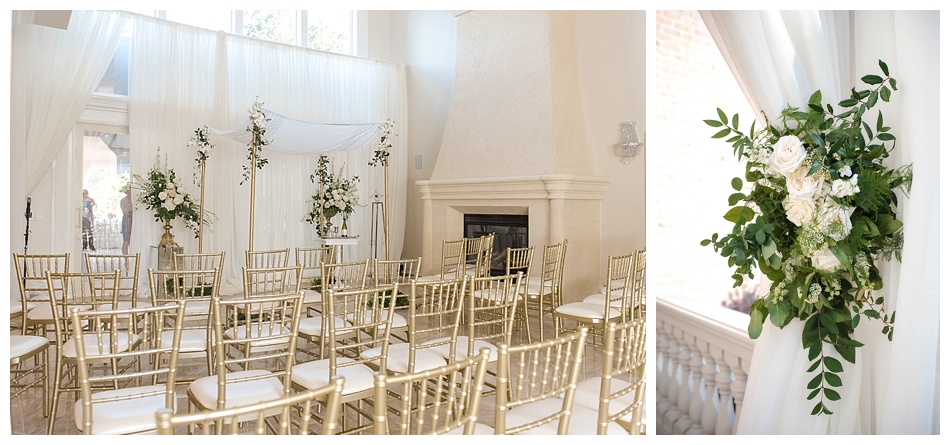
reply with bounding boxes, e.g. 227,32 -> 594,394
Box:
554,252 -> 636,350
504,246 -> 535,343
156,377 -> 345,435
473,327 -> 590,435
373,348 -> 491,435
186,293 -> 303,430
417,238 -> 465,283
71,301 -> 186,434
45,271 -> 121,434
246,248 -> 290,269
583,249 -> 645,322
290,284 -> 397,435
13,252 -> 69,336
174,251 -> 226,279
147,268 -> 221,381
84,253 -> 143,310
296,259 -> 369,359
373,257 -> 422,343
295,246 -> 336,312
242,265 -> 304,298
474,233 -> 495,278
524,239 -> 568,341
569,318 -> 647,435
360,276 -> 468,376
10,334 -> 50,423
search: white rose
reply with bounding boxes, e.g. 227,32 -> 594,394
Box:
812,247 -> 842,272
819,202 -> 855,241
163,200 -> 176,211
783,196 -> 815,227
167,189 -> 177,197
786,167 -> 823,201
770,135 -> 808,177
173,196 -> 184,205
158,191 -> 168,200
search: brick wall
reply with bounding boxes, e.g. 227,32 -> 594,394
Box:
654,11 -> 760,309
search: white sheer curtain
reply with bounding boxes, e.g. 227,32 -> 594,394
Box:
9,10 -> 129,290
128,15 -> 407,293
700,10 -> 939,434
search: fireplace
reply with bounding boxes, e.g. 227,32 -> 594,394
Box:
464,214 -> 529,275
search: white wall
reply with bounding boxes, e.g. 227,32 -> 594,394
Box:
383,10 -> 646,287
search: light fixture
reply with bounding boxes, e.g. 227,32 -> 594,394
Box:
618,121 -> 643,164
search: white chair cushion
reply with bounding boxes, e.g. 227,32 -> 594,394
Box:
61,332 -> 138,359
361,343 -> 448,374
554,302 -> 621,320
301,289 -> 322,304
391,312 -> 408,329
26,304 -> 58,322
297,315 -> 349,337
425,336 -> 498,362
225,323 -> 293,348
162,329 -> 207,353
525,282 -> 550,298
571,377 -> 636,423
504,397 -> 627,435
74,384 -> 173,434
292,357 -> 376,395
188,370 -> 284,411
10,335 -> 48,359
582,293 -> 624,308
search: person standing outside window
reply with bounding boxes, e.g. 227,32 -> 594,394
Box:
82,189 -> 97,251
120,187 -> 133,255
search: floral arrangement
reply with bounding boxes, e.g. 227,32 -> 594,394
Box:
701,60 -> 912,416
188,125 -> 214,183
306,155 -> 360,236
132,154 -> 212,235
369,119 -> 396,167
242,97 -> 271,185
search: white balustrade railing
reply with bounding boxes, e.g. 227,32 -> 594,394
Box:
656,296 -> 754,435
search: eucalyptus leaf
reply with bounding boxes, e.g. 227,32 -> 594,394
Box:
704,119 -> 724,127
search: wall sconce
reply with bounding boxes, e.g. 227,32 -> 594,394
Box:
618,121 -> 643,164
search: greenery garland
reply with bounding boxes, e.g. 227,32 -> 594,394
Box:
701,60 -> 912,416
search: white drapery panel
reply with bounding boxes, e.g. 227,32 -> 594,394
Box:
701,10 -> 939,434
129,15 -> 407,293
9,10 -> 129,293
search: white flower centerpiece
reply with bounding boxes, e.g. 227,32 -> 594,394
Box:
132,154 -> 212,245
701,60 -> 912,416
306,155 -> 360,237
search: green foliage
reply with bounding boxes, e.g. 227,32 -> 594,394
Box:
700,60 -> 907,416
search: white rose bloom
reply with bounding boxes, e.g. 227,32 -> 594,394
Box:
168,189 -> 177,198
819,202 -> 855,241
158,191 -> 168,200
783,196 -> 816,227
786,167 -> 823,201
769,135 -> 808,177
163,200 -> 176,211
812,247 -> 842,272
173,196 -> 184,205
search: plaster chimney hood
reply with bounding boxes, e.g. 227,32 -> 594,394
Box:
418,11 -> 609,302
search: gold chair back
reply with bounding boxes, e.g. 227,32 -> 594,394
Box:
71,301 -> 187,434
12,252 -> 69,335
491,327 -> 589,434
373,348 -> 490,435
245,248 -> 290,269
242,265 -> 304,298
84,252 -> 142,308
156,377 -> 344,435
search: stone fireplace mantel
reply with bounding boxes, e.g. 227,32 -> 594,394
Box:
418,174 -> 609,302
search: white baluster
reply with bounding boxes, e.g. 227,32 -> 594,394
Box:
656,325 -> 671,430
730,358 -> 748,435
685,341 -> 707,434
662,328 -> 683,434
673,334 -> 693,434
700,348 -> 720,434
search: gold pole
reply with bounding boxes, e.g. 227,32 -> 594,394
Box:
198,159 -> 206,254
248,132 -> 257,251
383,163 -> 390,261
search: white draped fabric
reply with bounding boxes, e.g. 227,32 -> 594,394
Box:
209,110 -> 380,154
701,10 -> 939,434
9,10 -> 129,292
129,15 -> 408,294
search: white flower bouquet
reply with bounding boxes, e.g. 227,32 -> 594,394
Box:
132,154 -> 210,235
306,155 -> 360,236
701,60 -> 912,415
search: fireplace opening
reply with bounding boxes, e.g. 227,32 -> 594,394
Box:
464,214 -> 529,276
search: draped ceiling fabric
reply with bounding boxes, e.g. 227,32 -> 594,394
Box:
701,10 -> 939,435
208,110 -> 380,154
